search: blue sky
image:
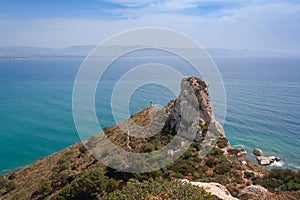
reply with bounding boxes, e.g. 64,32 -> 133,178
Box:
0,0 -> 299,53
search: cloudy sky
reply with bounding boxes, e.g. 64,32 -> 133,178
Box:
0,0 -> 299,53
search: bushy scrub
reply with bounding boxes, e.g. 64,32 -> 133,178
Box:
54,167 -> 118,200
105,179 -> 219,200
254,168 -> 300,191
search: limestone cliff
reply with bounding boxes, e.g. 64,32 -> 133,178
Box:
166,77 -> 225,141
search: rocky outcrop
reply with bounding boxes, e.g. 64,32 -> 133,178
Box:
165,77 -> 225,144
236,148 -> 247,162
1,76 -> 298,200
253,148 -> 263,156
256,156 -> 273,165
181,179 -> 238,200
241,184 -> 271,200
228,148 -> 247,163
253,148 -> 281,166
256,156 -> 281,166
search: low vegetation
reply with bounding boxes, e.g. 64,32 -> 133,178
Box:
1,105 -> 299,199
0,175 -> 15,195
53,167 -> 117,200
105,179 -> 219,200
253,168 -> 300,191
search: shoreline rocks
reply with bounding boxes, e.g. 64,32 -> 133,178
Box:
253,148 -> 281,166
256,156 -> 273,165
253,148 -> 263,156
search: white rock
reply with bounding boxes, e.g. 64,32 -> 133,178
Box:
256,156 -> 273,165
181,179 -> 238,200
253,148 -> 263,156
242,184 -> 271,199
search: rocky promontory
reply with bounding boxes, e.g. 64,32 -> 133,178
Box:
0,77 -> 299,200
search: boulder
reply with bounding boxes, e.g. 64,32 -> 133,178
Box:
256,156 -> 273,165
253,148 -> 263,156
241,184 -> 271,200
236,149 -> 247,162
181,179 -> 239,200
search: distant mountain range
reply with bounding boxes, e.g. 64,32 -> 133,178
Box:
0,45 -> 290,59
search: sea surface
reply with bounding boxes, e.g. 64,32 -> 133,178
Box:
0,55 -> 300,174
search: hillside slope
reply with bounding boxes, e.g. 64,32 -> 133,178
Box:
1,77 -> 299,200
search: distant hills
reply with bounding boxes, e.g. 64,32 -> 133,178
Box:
0,46 -> 95,58
0,45 -> 289,59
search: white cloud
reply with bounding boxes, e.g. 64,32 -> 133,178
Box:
0,0 -> 299,53
105,0 -> 161,7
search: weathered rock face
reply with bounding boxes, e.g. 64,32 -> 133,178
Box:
241,185 -> 271,200
253,148 -> 263,156
256,155 -> 281,166
181,179 -> 239,200
228,148 -> 247,163
165,77 -> 224,143
256,156 -> 273,165
236,149 -> 247,162
275,157 -> 281,162
253,149 -> 281,166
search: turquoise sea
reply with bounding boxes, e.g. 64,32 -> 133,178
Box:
0,55 -> 300,174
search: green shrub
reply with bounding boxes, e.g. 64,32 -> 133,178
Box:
36,180 -> 52,196
103,126 -> 112,134
228,148 -> 240,155
54,152 -> 75,173
79,145 -> 87,154
8,172 -> 16,180
11,193 -> 28,200
253,168 -> 300,191
191,142 -> 201,151
206,157 -> 218,167
51,196 -> 65,200
200,122 -> 209,132
140,143 -> 154,153
215,162 -> 231,175
104,179 -> 219,200
134,170 -> 163,181
57,167 -> 117,200
220,155 -> 228,163
210,147 -> 223,156
0,175 -> 15,195
5,182 -> 15,193
217,137 -> 228,149
244,171 -> 254,179
58,184 -> 71,199
174,172 -> 183,179
0,175 -> 6,188
183,149 -> 193,160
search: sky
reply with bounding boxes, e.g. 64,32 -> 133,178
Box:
0,0 -> 299,53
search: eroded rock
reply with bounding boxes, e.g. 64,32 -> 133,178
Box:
253,148 -> 263,156
256,156 -> 273,165
241,184 -> 271,200
181,179 -> 239,200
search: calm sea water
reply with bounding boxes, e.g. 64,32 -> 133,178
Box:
0,56 -> 299,174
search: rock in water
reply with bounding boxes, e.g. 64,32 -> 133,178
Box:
275,157 -> 281,162
253,148 -> 263,156
256,156 -> 273,165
